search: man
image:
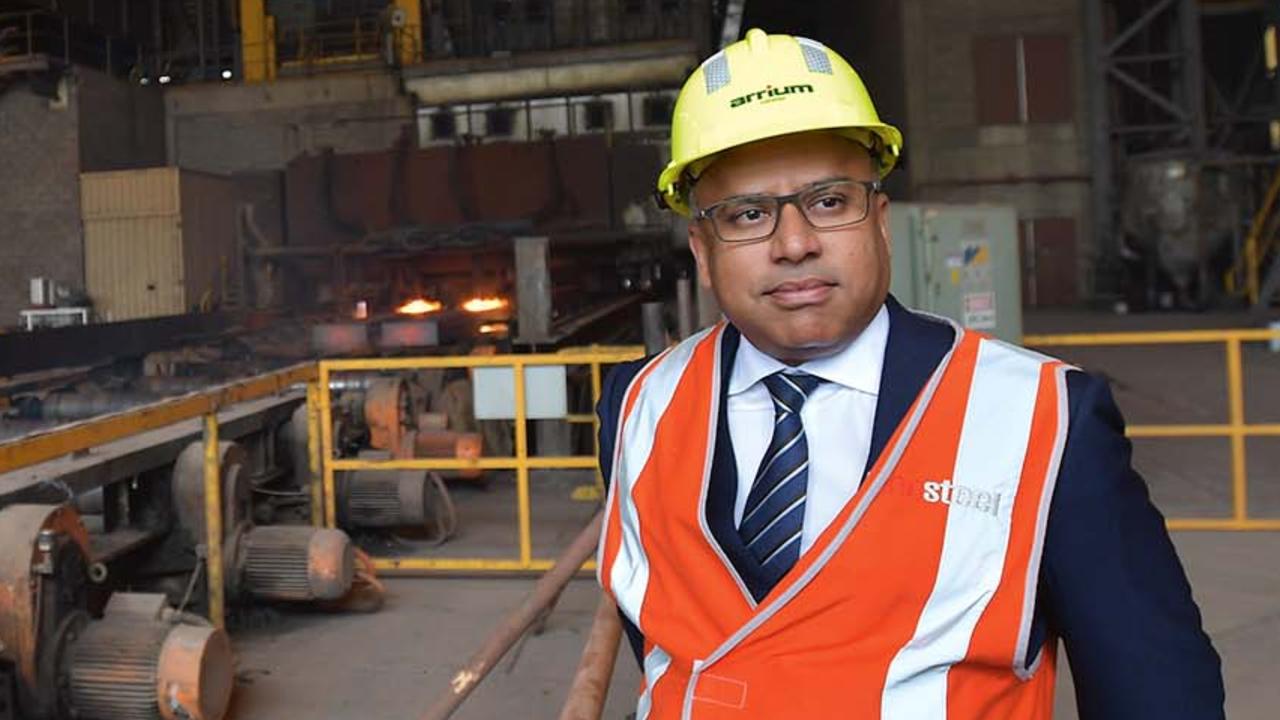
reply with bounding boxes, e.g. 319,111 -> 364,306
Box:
595,29 -> 1223,719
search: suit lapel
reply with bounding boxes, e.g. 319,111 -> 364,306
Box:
704,325 -> 776,602
865,295 -> 956,477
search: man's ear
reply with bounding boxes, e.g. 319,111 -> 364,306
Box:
688,222 -> 714,288
875,192 -> 891,258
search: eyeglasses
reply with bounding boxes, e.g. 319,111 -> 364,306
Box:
692,179 -> 881,244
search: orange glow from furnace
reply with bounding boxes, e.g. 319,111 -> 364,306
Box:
478,322 -> 509,335
396,298 -> 443,315
462,296 -> 509,313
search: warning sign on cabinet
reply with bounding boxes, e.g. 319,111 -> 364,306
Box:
963,291 -> 997,329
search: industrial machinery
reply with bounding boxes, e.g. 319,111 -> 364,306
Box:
888,204 -> 1024,343
1121,155 -> 1243,307
0,504 -> 232,720
0,359 -> 408,717
169,442 -> 356,606
336,468 -> 441,531
284,374 -> 465,541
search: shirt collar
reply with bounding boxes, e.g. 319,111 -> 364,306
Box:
728,303 -> 889,397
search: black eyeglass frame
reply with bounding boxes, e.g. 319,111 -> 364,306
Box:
690,179 -> 883,244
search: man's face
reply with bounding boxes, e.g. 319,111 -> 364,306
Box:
688,131 -> 892,364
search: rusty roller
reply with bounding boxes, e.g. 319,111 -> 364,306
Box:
171,441 -> 252,542
364,377 -> 413,455
0,505 -> 232,720
232,526 -> 354,602
63,619 -> 232,720
0,504 -> 94,718
415,429 -> 484,481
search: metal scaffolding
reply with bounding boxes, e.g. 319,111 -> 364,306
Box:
1086,0 -> 1279,304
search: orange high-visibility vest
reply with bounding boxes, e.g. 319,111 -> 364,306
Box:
598,319 -> 1071,719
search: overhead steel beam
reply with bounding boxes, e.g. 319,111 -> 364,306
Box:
0,312 -> 240,377
1108,65 -> 1190,120
1106,0 -> 1179,55
402,40 -> 697,105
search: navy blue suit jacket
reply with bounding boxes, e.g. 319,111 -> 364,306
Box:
596,296 -> 1224,719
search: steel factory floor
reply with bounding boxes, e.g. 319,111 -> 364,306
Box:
224,309 -> 1280,720
227,470 -> 643,720
222,534 -> 1275,719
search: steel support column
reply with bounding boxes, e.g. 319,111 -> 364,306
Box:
238,0 -> 270,83
514,236 -> 552,345
1085,0 -> 1115,265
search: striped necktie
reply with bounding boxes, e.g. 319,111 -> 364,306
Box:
738,371 -> 826,588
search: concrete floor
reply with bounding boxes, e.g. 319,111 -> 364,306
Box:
1024,312 -> 1280,521
225,309 -> 1280,719
227,577 -> 642,720
225,532 -> 1276,720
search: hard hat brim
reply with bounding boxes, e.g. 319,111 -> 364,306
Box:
658,122 -> 903,217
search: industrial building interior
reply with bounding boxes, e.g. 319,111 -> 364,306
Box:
0,0 -> 1276,718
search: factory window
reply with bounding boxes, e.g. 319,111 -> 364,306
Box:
584,100 -> 613,131
973,34 -> 1073,125
486,107 -> 516,137
642,95 -> 674,127
430,110 -> 457,140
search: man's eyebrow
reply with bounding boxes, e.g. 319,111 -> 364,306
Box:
713,176 -> 855,205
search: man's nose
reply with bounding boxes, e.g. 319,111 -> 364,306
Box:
769,202 -> 822,263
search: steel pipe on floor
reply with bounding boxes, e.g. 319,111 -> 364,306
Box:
557,595 -> 623,720
419,511 -> 603,720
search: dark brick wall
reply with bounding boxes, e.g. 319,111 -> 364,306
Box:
899,0 -> 1092,300
0,77 -> 83,328
78,67 -> 166,172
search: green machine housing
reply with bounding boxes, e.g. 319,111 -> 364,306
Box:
888,204 -> 1024,343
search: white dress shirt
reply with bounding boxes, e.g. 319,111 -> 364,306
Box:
727,304 -> 888,554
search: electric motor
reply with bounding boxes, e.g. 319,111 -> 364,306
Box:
236,525 -> 354,602
63,617 -> 232,720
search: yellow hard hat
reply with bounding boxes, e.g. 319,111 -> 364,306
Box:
657,28 -> 903,217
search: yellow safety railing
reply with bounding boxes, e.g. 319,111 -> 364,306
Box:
0,363 -> 318,628
1023,328 -> 1280,532
0,322 -> 1268,622
314,347 -> 645,573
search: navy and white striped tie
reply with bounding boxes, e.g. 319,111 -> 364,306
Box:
739,371 -> 826,587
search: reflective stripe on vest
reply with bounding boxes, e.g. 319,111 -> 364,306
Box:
598,317 -> 1070,719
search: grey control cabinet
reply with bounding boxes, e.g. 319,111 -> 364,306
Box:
888,204 -> 1023,343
